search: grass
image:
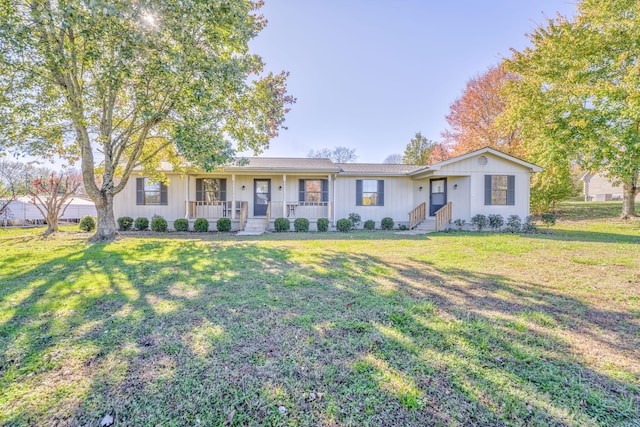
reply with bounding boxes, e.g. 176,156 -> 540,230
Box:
1,201 -> 639,426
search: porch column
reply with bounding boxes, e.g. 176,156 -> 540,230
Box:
327,174 -> 332,223
231,174 -> 236,220
282,174 -> 287,217
184,175 -> 189,219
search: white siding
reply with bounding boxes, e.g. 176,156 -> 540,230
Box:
113,174 -> 187,221
333,176 -> 415,226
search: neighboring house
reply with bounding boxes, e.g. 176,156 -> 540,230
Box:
579,172 -> 640,202
0,195 -> 97,225
113,147 -> 542,232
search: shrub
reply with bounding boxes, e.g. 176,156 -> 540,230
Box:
216,217 -> 231,232
79,215 -> 96,232
505,215 -> 522,233
134,217 -> 149,231
521,216 -> 538,234
173,218 -> 189,232
117,216 -> 134,231
363,220 -> 375,230
470,214 -> 488,231
397,224 -> 408,231
336,218 -> 352,232
274,217 -> 290,232
317,218 -> 329,232
453,219 -> 466,231
151,215 -> 168,232
541,213 -> 556,228
194,218 -> 209,232
380,217 -> 394,230
348,212 -> 361,229
488,214 -> 504,231
294,218 -> 310,232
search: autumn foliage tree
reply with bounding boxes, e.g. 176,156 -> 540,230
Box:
29,171 -> 81,235
402,132 -> 448,165
0,1 -> 294,240
442,64 -> 523,157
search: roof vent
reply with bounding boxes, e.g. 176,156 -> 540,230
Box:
478,156 -> 488,166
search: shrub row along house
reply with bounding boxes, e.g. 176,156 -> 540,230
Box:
113,147 -> 542,233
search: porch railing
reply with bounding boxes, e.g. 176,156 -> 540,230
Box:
408,202 -> 426,229
187,201 -> 249,220
239,202 -> 248,231
265,201 -> 272,231
271,201 -> 329,219
435,201 -> 452,232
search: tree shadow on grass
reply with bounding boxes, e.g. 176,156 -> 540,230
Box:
0,236 -> 638,426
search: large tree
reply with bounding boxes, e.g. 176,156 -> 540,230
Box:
442,64 -> 523,157
504,0 -> 640,218
307,146 -> 357,163
0,0 -> 294,240
402,132 -> 446,165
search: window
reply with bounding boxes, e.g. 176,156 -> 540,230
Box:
136,178 -> 168,205
299,179 -> 328,203
196,178 -> 226,201
484,175 -> 515,205
356,179 -> 384,206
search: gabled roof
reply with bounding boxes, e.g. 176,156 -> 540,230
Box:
225,157 -> 340,173
409,147 -> 543,177
336,163 -> 423,176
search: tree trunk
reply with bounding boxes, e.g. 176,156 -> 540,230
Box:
44,211 -> 59,236
621,180 -> 638,219
91,192 -> 118,241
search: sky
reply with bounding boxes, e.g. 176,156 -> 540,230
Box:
247,0 -> 577,163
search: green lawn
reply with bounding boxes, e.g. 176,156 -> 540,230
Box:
1,202 -> 639,426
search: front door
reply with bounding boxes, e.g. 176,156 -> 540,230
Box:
429,178 -> 447,216
254,179 -> 271,216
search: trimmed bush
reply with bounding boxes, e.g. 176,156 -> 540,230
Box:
274,217 -> 290,232
505,215 -> 522,233
151,216 -> 168,232
294,218 -> 310,232
173,218 -> 189,232
79,215 -> 96,232
488,214 -> 504,231
521,216 -> 538,234
117,216 -> 134,231
216,217 -> 231,232
134,217 -> 149,231
453,219 -> 466,231
194,218 -> 209,232
541,213 -> 556,227
470,214 -> 488,231
363,220 -> 375,230
348,212 -> 361,229
397,224 -> 408,231
336,218 -> 352,232
317,218 -> 329,232
380,217 -> 394,230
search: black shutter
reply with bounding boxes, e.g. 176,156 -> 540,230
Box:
484,175 -> 492,205
160,182 -> 168,205
377,180 -> 384,206
322,179 -> 329,202
356,180 -> 363,206
220,179 -> 227,201
507,175 -> 515,205
299,180 -> 305,202
136,178 -> 144,205
196,179 -> 203,201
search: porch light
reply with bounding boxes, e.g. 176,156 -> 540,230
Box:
418,186 -> 423,191
279,185 -> 283,190
241,185 -> 245,190
454,184 -> 458,190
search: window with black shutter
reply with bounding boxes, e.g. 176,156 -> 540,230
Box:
136,177 -> 168,205
484,175 -> 515,205
298,179 -> 328,203
196,178 -> 227,201
356,179 -> 384,206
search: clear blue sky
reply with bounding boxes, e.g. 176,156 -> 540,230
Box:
248,0 -> 577,163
